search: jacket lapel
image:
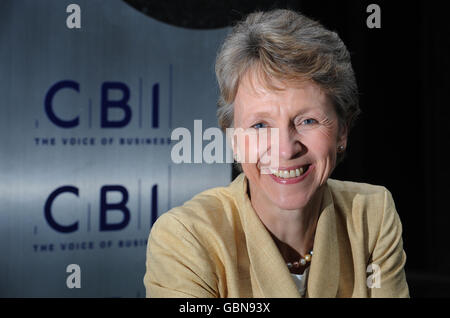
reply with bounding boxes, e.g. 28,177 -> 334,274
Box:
232,174 -> 340,298
306,183 -> 340,297
234,174 -> 301,297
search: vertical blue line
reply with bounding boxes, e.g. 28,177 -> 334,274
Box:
138,179 -> 141,230
139,78 -> 143,129
152,83 -> 159,128
33,226 -> 37,235
151,184 -> 158,227
35,120 -> 39,129
88,99 -> 92,129
87,203 -> 91,232
169,64 -> 173,130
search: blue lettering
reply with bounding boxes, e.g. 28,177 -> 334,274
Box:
101,82 -> 132,128
44,186 -> 79,233
45,80 -> 80,128
100,185 -> 130,231
152,83 -> 159,128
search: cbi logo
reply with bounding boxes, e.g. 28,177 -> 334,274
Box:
42,79 -> 163,233
44,80 -> 160,128
44,185 -> 159,233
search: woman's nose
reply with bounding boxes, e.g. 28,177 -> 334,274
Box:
277,126 -> 302,161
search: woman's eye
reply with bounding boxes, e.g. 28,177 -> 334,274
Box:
302,118 -> 317,125
252,122 -> 267,129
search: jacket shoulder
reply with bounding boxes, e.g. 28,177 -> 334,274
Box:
327,178 -> 388,196
151,184 -> 241,247
327,178 -> 391,212
326,178 -> 397,250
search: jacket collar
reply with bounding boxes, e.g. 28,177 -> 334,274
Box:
306,181 -> 340,297
231,173 -> 340,298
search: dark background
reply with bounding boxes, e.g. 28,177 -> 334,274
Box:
124,0 -> 450,297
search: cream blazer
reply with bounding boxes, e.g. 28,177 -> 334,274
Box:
144,173 -> 409,298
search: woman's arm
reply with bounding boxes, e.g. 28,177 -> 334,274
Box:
369,189 -> 409,297
144,212 -> 219,298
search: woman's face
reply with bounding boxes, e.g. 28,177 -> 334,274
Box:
233,71 -> 347,210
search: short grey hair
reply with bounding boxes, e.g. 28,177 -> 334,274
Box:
215,9 -> 360,164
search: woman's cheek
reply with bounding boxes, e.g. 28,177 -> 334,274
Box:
302,128 -> 337,159
235,130 -> 276,175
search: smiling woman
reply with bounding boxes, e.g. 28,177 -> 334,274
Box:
233,74 -> 343,212
144,9 -> 409,298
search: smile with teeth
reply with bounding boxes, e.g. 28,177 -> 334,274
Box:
271,166 -> 309,179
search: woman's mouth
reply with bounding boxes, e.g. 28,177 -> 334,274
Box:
268,164 -> 313,184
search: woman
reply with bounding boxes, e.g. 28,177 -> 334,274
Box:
144,9 -> 409,297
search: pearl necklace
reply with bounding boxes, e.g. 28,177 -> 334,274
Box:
287,250 -> 313,269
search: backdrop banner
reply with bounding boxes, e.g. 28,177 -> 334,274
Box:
0,0 -> 230,297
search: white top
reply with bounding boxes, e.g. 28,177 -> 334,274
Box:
290,266 -> 310,297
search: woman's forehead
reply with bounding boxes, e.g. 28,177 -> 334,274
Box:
235,71 -> 330,115
239,65 -> 288,95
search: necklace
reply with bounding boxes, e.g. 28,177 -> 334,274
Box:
287,250 -> 313,269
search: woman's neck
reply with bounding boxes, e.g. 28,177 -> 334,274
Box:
248,183 -> 324,258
